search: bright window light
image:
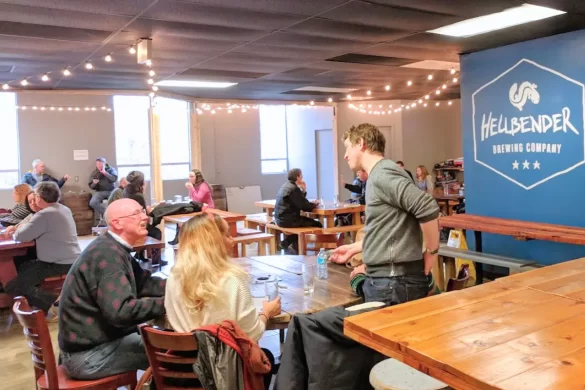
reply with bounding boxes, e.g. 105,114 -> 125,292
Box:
427,4 -> 565,38
155,80 -> 237,88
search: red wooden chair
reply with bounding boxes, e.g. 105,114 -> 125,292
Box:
12,296 -> 138,390
138,324 -> 204,390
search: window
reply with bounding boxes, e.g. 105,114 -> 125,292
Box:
113,95 -> 151,180
259,105 -> 288,174
156,97 -> 191,180
0,92 -> 19,189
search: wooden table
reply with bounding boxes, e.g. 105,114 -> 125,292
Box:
255,199 -> 364,228
345,257 -> 585,390
439,214 -> 585,283
235,255 -> 361,326
163,208 -> 246,238
0,239 -> 35,308
433,189 -> 464,215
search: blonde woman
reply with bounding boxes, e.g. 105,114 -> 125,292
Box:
415,165 -> 434,193
165,213 -> 281,339
0,184 -> 32,226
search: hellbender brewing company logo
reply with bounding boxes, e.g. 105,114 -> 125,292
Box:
472,59 -> 585,190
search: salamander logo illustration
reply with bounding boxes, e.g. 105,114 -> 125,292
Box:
509,81 -> 540,111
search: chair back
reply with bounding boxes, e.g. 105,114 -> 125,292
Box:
447,264 -> 470,292
138,324 -> 202,389
303,233 -> 343,254
12,296 -> 59,389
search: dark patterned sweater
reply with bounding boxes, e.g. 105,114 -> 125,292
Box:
58,232 -> 166,353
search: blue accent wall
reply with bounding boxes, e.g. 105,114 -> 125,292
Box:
461,29 -> 585,265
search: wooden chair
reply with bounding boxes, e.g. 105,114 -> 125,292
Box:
12,296 -> 137,390
302,233 -> 344,254
446,264 -> 470,292
138,324 -> 204,390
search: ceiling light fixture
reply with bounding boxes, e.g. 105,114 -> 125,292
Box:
385,85 -> 390,91
129,45 -> 137,54
428,4 -> 565,38
85,62 -> 93,70
41,74 -> 50,82
63,69 -> 71,76
155,80 -> 238,88
104,54 -> 113,62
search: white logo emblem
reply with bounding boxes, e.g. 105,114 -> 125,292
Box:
509,81 -> 540,111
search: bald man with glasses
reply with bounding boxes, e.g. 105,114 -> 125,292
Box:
58,198 -> 166,381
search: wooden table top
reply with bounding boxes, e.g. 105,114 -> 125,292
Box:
432,190 -> 464,201
162,208 -> 246,225
345,257 -> 585,390
439,214 -> 585,245
0,238 -> 35,252
235,255 -> 361,323
255,199 -> 364,216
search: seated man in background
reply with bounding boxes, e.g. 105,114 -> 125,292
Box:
107,176 -> 128,206
274,168 -> 321,253
59,198 -> 166,380
396,160 -> 414,182
88,157 -> 118,216
341,169 -> 368,205
22,159 -> 70,188
6,182 -> 80,316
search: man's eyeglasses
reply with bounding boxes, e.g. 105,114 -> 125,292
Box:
117,209 -> 147,219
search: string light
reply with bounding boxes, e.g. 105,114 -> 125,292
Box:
242,108 -> 247,113
41,74 -> 50,82
346,94 -> 352,100
84,62 -> 93,70
129,46 -> 137,54
436,90 -> 441,95
450,69 -> 456,75
310,101 -> 315,105
385,85 -> 390,91
328,97 -> 333,103
366,90 -> 372,96
32,106 -> 38,110
453,77 -> 458,83
147,79 -> 154,85
211,110 -> 216,114
148,70 -> 156,77
425,95 -> 429,99
2,84 -> 9,90
62,69 -> 71,76
448,101 -> 453,105
436,102 -> 440,106
442,84 -> 447,89
423,103 -> 427,107
152,86 -> 159,91
418,99 -> 423,103
228,109 -> 232,114
427,75 -> 433,80
407,81 -> 412,86
104,54 -> 113,62
20,79 -> 28,86
145,60 -> 152,67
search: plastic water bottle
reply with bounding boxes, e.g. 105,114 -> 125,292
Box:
317,248 -> 328,279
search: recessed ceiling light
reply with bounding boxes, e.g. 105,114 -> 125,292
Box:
428,4 -> 565,38
155,80 -> 238,88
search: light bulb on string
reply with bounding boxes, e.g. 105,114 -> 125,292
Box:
85,107 -> 90,111
436,102 -> 440,106
62,69 -> 71,76
310,101 -> 314,105
418,99 -> 423,104
423,103 -> 427,107
129,46 -> 137,54
148,70 -> 156,77
147,79 -> 154,85
242,108 -> 247,113
211,110 -> 216,114
346,94 -> 352,100
20,79 -> 28,86
425,95 -> 429,99
436,90 -> 441,95
406,106 -> 410,110
427,75 -> 433,80
104,54 -> 113,62
101,106 -> 107,110
453,77 -> 458,83
40,107 -> 46,111
41,74 -> 50,82
385,85 -> 390,91
75,107 -> 80,111
85,62 -> 93,70
91,107 -> 97,111
366,90 -> 371,96
152,86 -> 159,91
68,107 -> 73,111
450,69 -> 456,75
58,107 -> 64,111
442,84 -> 447,89
407,81 -> 412,86
328,97 -> 333,103
145,60 -> 152,67
32,106 -> 38,110
448,101 -> 453,105
2,84 -> 9,90
228,109 -> 232,114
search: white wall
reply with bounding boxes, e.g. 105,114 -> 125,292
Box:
286,106 -> 334,200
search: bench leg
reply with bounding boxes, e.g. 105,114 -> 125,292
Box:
259,240 -> 267,256
269,237 -> 276,255
241,243 -> 247,257
298,233 -> 306,255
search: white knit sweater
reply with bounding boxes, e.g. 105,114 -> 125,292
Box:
165,272 -> 266,341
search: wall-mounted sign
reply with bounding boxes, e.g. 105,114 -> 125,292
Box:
472,59 -> 585,190
73,149 -> 89,161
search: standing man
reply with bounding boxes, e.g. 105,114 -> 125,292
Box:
331,123 -> 440,306
89,157 -> 117,217
22,159 -> 70,188
274,168 -> 321,253
396,160 -> 415,182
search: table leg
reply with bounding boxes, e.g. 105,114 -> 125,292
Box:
265,208 -> 273,217
269,236 -> 276,255
474,230 -> 484,284
228,222 -> 239,257
298,233 -> 306,255
325,215 -> 334,229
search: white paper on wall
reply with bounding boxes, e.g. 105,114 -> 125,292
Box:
73,150 -> 89,161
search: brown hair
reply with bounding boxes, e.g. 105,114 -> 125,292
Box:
14,184 -> 32,204
342,123 -> 385,155
416,165 -> 430,180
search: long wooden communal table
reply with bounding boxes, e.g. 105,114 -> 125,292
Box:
439,214 -> 585,283
163,208 -> 246,238
255,199 -> 364,228
235,255 -> 361,327
432,189 -> 464,215
0,239 -> 35,308
345,257 -> 585,390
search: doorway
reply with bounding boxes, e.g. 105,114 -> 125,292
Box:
315,129 -> 334,201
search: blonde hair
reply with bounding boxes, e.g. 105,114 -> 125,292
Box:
14,184 -> 32,204
416,165 -> 430,181
172,213 -> 245,312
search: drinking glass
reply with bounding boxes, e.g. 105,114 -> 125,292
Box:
302,264 -> 316,294
264,279 -> 279,301
333,194 -> 339,206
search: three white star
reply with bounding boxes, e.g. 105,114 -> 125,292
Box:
533,160 -> 540,169
512,160 -> 519,170
522,160 -> 530,169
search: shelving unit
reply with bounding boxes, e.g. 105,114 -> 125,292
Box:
434,166 -> 464,188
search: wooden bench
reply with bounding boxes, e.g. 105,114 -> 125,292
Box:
322,224 -> 364,241
436,245 -> 540,290
237,227 -> 262,236
244,213 -> 274,231
133,236 -> 166,270
233,233 -> 276,257
265,224 -> 323,255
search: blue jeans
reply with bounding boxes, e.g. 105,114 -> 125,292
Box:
362,273 -> 431,306
61,333 -> 148,380
89,190 -> 112,216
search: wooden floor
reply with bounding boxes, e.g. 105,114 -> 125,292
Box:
0,225 -> 283,389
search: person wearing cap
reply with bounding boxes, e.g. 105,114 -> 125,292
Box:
88,157 -> 118,217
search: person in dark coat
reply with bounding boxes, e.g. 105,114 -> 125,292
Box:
122,171 -> 162,241
274,168 -> 322,252
22,159 -> 70,188
88,157 -> 118,217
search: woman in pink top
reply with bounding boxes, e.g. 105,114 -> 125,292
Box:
168,169 -> 215,245
186,169 -> 215,208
